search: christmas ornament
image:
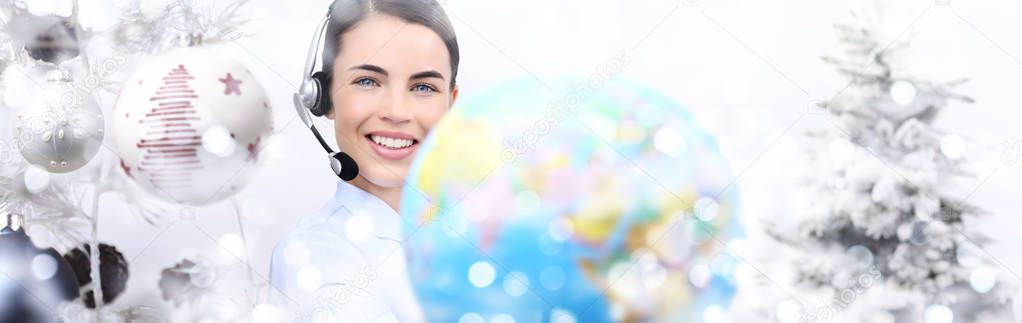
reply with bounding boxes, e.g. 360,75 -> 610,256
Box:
112,39 -> 273,205
159,258 -> 217,306
399,77 -> 742,322
62,242 -> 129,308
0,210 -> 80,323
4,10 -> 80,65
14,69 -> 104,174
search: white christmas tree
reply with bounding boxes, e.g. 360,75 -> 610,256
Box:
0,0 -> 274,321
750,3 -> 1016,323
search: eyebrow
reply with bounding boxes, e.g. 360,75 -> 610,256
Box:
410,70 -> 445,81
348,64 -> 445,81
348,64 -> 387,76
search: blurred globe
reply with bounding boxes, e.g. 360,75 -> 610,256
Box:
400,77 -> 743,322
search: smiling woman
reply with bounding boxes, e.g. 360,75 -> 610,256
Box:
269,0 -> 459,322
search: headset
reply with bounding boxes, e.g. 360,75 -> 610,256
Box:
294,13 -> 359,181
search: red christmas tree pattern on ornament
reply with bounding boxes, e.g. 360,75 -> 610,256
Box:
129,64 -> 202,190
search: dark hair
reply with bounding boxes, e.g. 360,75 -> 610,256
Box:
323,0 -> 460,90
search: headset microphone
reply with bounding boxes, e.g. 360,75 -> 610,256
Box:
294,14 -> 359,181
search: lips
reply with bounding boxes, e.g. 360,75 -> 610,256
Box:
364,130 -> 419,161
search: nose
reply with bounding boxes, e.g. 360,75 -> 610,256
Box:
378,88 -> 412,124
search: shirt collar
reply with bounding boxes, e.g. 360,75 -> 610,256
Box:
333,180 -> 404,241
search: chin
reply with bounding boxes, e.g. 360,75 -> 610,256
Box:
361,167 -> 408,189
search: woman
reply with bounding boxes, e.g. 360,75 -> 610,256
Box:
269,0 -> 459,321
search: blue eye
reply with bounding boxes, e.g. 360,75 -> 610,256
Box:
413,83 -> 437,94
354,78 -> 379,88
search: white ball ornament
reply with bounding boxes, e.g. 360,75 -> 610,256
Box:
15,69 -> 104,173
113,42 -> 273,205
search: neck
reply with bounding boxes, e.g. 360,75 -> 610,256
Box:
349,176 -> 402,213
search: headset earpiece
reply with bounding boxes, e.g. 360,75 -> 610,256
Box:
295,14 -> 359,181
309,71 -> 332,117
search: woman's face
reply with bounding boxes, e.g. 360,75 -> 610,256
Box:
327,14 -> 457,188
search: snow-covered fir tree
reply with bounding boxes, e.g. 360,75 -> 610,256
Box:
747,3 -> 1016,323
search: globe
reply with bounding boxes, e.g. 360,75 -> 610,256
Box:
400,77 -> 743,323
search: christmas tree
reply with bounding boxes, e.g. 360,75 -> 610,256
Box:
0,0 -> 269,321
751,3 -> 1016,323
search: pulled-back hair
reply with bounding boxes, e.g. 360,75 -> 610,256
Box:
323,0 -> 460,90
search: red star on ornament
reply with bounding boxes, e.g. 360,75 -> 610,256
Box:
219,73 -> 243,96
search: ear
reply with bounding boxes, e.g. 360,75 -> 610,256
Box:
449,86 -> 459,109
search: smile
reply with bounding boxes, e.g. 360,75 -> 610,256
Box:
369,135 -> 415,149
364,131 -> 420,161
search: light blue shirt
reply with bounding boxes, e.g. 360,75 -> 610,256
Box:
270,180 -> 424,322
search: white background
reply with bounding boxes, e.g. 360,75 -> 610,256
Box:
6,0 -> 1022,320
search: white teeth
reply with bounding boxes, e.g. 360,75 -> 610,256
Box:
370,135 -> 414,149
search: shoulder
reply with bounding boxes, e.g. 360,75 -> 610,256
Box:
271,195 -> 361,256
269,203 -> 369,289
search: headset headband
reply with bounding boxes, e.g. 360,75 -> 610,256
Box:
293,11 -> 359,181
